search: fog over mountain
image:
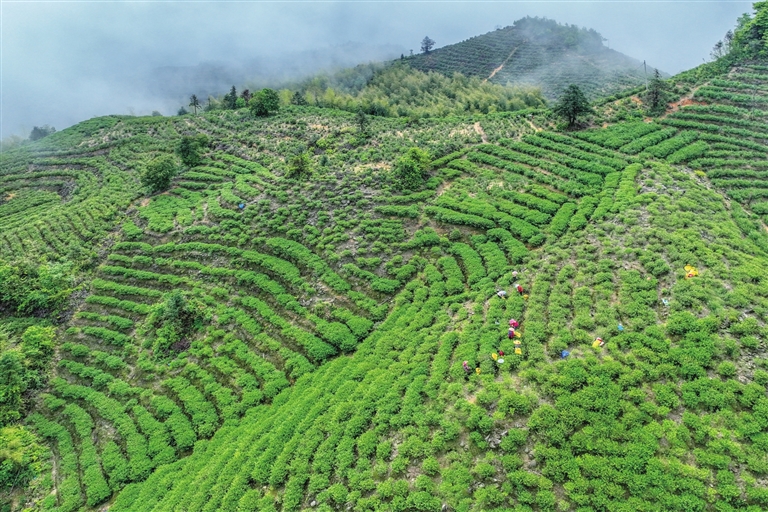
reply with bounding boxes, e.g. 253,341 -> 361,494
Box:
1,1 -> 752,137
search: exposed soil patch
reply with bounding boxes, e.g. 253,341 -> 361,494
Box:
473,122 -> 488,143
524,118 -> 542,133
670,97 -> 707,111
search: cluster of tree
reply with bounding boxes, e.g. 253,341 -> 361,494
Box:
0,424 -> 47,494
0,326 -> 56,426
0,324 -> 57,496
183,87 -> 280,117
291,64 -> 546,118
711,2 -> 768,62
0,259 -> 74,317
147,290 -> 207,356
512,16 -> 605,51
28,125 -> 56,141
553,80 -> 667,125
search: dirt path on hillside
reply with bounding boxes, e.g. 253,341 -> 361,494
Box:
524,118 -> 542,133
483,41 -> 525,83
474,122 -> 488,143
664,84 -> 707,116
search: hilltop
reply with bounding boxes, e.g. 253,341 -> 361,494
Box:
205,17 -> 657,119
407,17 -> 658,101
2,3 -> 768,512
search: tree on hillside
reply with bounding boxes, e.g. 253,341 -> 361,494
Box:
553,84 -> 593,128
177,134 -> 209,167
356,108 -> 369,135
149,290 -> 205,355
29,126 -> 55,141
189,94 -> 201,114
286,152 -> 313,180
0,425 -> 47,491
241,89 -> 252,104
250,88 -> 280,117
393,147 -> 431,190
291,91 -> 308,106
141,155 -> 178,193
421,36 -> 436,54
0,350 -> 26,425
223,86 -> 237,110
645,69 -> 666,114
731,3 -> 768,58
177,106 -> 188,115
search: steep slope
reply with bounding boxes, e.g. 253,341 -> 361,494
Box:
3,58 -> 768,512
407,17 -> 655,101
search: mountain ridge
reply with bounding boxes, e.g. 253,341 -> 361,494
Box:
405,17 -> 661,100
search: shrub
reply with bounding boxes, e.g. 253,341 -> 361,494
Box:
393,147 -> 431,190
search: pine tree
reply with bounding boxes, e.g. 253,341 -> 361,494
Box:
224,86 -> 237,110
552,84 -> 592,128
645,69 -> 666,114
291,91 -> 308,106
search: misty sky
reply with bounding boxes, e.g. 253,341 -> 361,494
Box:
1,1 -> 755,138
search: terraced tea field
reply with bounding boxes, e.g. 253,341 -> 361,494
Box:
407,18 -> 650,100
3,59 -> 768,512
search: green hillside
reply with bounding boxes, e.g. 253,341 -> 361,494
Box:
407,17 -> 655,101
2,4 -> 768,512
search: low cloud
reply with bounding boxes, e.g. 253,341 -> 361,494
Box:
1,1 -> 752,137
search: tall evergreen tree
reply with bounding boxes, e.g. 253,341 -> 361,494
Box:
552,84 -> 592,127
224,86 -> 237,110
645,69 -> 666,114
291,91 -> 308,106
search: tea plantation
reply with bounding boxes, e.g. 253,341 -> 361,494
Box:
2,6 -> 768,511
406,17 -> 653,101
